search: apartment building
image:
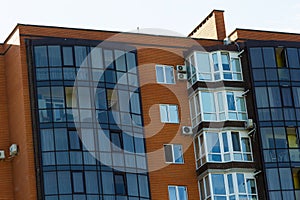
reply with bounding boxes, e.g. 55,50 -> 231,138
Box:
0,9 -> 299,200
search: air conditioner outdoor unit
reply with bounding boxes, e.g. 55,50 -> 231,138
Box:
9,144 -> 18,156
177,73 -> 187,80
176,65 -> 187,72
182,126 -> 193,135
0,150 -> 5,160
245,119 -> 254,129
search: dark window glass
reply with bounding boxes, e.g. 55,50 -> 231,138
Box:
85,171 -> 99,194
268,87 -> 282,107
293,87 -> 300,107
69,131 -> 81,150
63,47 -> 74,66
95,88 -> 107,110
252,69 -> 266,81
211,174 -> 226,194
231,132 -> 241,151
105,70 -> 116,83
265,69 -> 278,81
118,90 -> 130,112
50,68 -> 63,80
266,169 -> 280,190
111,132 -> 123,151
261,127 -> 274,149
114,174 -> 126,195
72,172 -> 85,193
104,50 -> 115,69
130,92 -> 141,114
41,129 -> 54,151
102,172 -> 114,194
287,48 -> 300,68
54,129 -> 68,150
134,137 -> 145,153
291,69 -> 300,81
283,108 -> 296,121
138,175 -> 149,198
250,48 -> 263,68
222,133 -> 229,152
48,46 -> 62,66
70,151 -> 83,165
278,68 -> 290,81
255,87 -> 269,108
281,87 -> 293,107
115,50 -> 127,72
90,47 -> 103,69
226,92 -> 235,111
36,68 -> 49,81
126,174 -> 138,196
126,52 -> 137,73
123,133 -> 134,152
263,47 -> 276,68
75,46 -> 88,67
276,47 -> 287,68
270,108 -> 283,121
44,172 -> 58,195
258,109 -> 271,121
57,171 -> 72,194
274,127 -> 287,148
35,46 -> 48,67
221,52 -> 230,70
164,144 -> 173,162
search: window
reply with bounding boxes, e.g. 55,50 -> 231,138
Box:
276,47 -> 287,68
111,132 -> 123,152
199,176 -> 211,200
199,172 -> 257,200
72,172 -> 85,193
187,51 -> 242,85
189,93 -> 201,126
194,131 -> 253,168
168,186 -> 188,200
114,174 -> 127,195
191,90 -> 247,124
164,144 -> 184,164
159,104 -> 179,123
156,65 -> 175,84
201,92 -> 217,121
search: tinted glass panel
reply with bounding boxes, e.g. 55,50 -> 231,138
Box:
250,48 -> 263,68
263,47 -> 276,68
287,48 -> 300,68
211,174 -> 225,194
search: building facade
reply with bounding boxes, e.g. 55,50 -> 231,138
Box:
0,10 -> 300,200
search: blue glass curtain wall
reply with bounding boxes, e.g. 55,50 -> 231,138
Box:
249,44 -> 300,200
30,40 -> 150,200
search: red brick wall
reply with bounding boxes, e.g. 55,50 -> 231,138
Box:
138,47 -> 199,200
0,53 -> 14,200
4,40 -> 37,199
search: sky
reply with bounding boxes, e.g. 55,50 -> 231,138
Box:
1,0 -> 300,42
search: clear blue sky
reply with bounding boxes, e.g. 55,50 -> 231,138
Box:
1,0 -> 300,42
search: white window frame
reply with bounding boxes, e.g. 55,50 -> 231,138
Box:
194,131 -> 253,168
156,65 -> 175,84
189,93 -> 201,127
164,144 -> 184,164
190,90 -> 247,124
198,175 -> 211,200
168,185 -> 188,200
199,172 -> 258,200
186,51 -> 243,86
159,104 -> 179,123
